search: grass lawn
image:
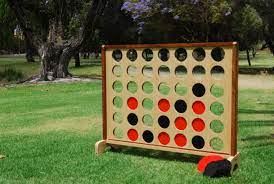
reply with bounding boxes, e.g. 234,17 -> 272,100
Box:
0,56 -> 101,84
239,51 -> 274,68
0,82 -> 273,183
1,50 -> 273,84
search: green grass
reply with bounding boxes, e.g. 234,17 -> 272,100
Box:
0,56 -> 40,83
239,51 -> 274,68
0,56 -> 102,84
0,82 -> 273,183
69,58 -> 102,78
0,50 -> 273,84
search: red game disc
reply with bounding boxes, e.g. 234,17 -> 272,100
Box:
158,99 -> 170,112
158,132 -> 170,145
197,155 -> 224,173
174,134 -> 187,147
127,129 -> 138,141
192,101 -> 205,115
127,97 -> 138,110
192,118 -> 205,132
175,117 -> 187,130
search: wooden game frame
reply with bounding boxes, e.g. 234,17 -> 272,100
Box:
96,42 -> 239,167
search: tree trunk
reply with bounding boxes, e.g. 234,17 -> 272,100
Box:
25,36 -> 35,62
252,48 -> 256,58
26,50 -> 35,63
8,0 -> 108,81
39,43 -> 73,80
74,53 -> 80,67
246,49 -> 251,66
269,43 -> 274,56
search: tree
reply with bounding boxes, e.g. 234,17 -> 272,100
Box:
121,0 -> 234,43
248,0 -> 274,55
6,0 -> 108,80
0,0 -> 16,53
231,4 -> 263,66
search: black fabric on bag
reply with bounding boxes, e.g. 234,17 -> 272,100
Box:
203,159 -> 232,178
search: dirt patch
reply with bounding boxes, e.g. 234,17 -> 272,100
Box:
239,75 -> 274,89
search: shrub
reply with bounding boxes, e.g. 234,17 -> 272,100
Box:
0,66 -> 23,82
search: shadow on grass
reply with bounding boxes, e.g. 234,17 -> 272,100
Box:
239,109 -> 274,114
241,141 -> 274,149
239,120 -> 274,127
240,132 -> 274,149
241,134 -> 274,141
110,146 -> 201,164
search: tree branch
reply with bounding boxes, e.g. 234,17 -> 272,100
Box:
7,0 -> 42,51
71,0 -> 108,49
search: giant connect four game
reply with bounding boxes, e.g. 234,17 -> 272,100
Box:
96,42 -> 239,160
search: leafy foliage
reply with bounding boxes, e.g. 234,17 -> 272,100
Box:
0,65 -> 23,81
232,4 -> 263,50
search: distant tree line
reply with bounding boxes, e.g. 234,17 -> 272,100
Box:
0,0 -> 273,80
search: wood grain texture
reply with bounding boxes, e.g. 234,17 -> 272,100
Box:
102,42 -> 238,157
104,42 -> 237,49
101,45 -> 107,140
231,43 -> 239,156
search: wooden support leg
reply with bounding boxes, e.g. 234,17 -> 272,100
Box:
227,152 -> 240,175
95,140 -> 108,155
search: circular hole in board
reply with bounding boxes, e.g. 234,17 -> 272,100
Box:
127,65 -> 137,77
192,65 -> 206,80
192,48 -> 206,61
113,127 -> 123,139
143,114 -> 153,126
210,120 -> 224,133
127,113 -> 138,126
192,83 -> 206,97
142,98 -> 154,110
192,135 -> 205,149
113,96 -> 123,108
142,65 -> 153,78
210,137 -> 224,151
112,50 -> 122,62
158,115 -> 170,129
158,48 -> 170,61
210,84 -> 224,98
192,118 -> 205,132
158,65 -> 170,77
113,81 -> 123,93
175,83 -> 187,96
192,101 -> 206,115
159,82 -> 170,95
211,47 -> 225,62
211,66 -> 225,80
127,97 -> 138,110
158,132 -> 170,145
142,81 -> 153,94
142,130 -> 154,143
210,102 -> 224,116
142,49 -> 153,61
127,81 -> 138,94
175,66 -> 187,78
174,100 -> 187,113
127,49 -> 138,62
175,48 -> 187,62
175,134 -> 187,147
128,129 -> 139,141
113,112 -> 123,124
175,117 -> 187,130
112,65 -> 122,77
158,99 -> 170,112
